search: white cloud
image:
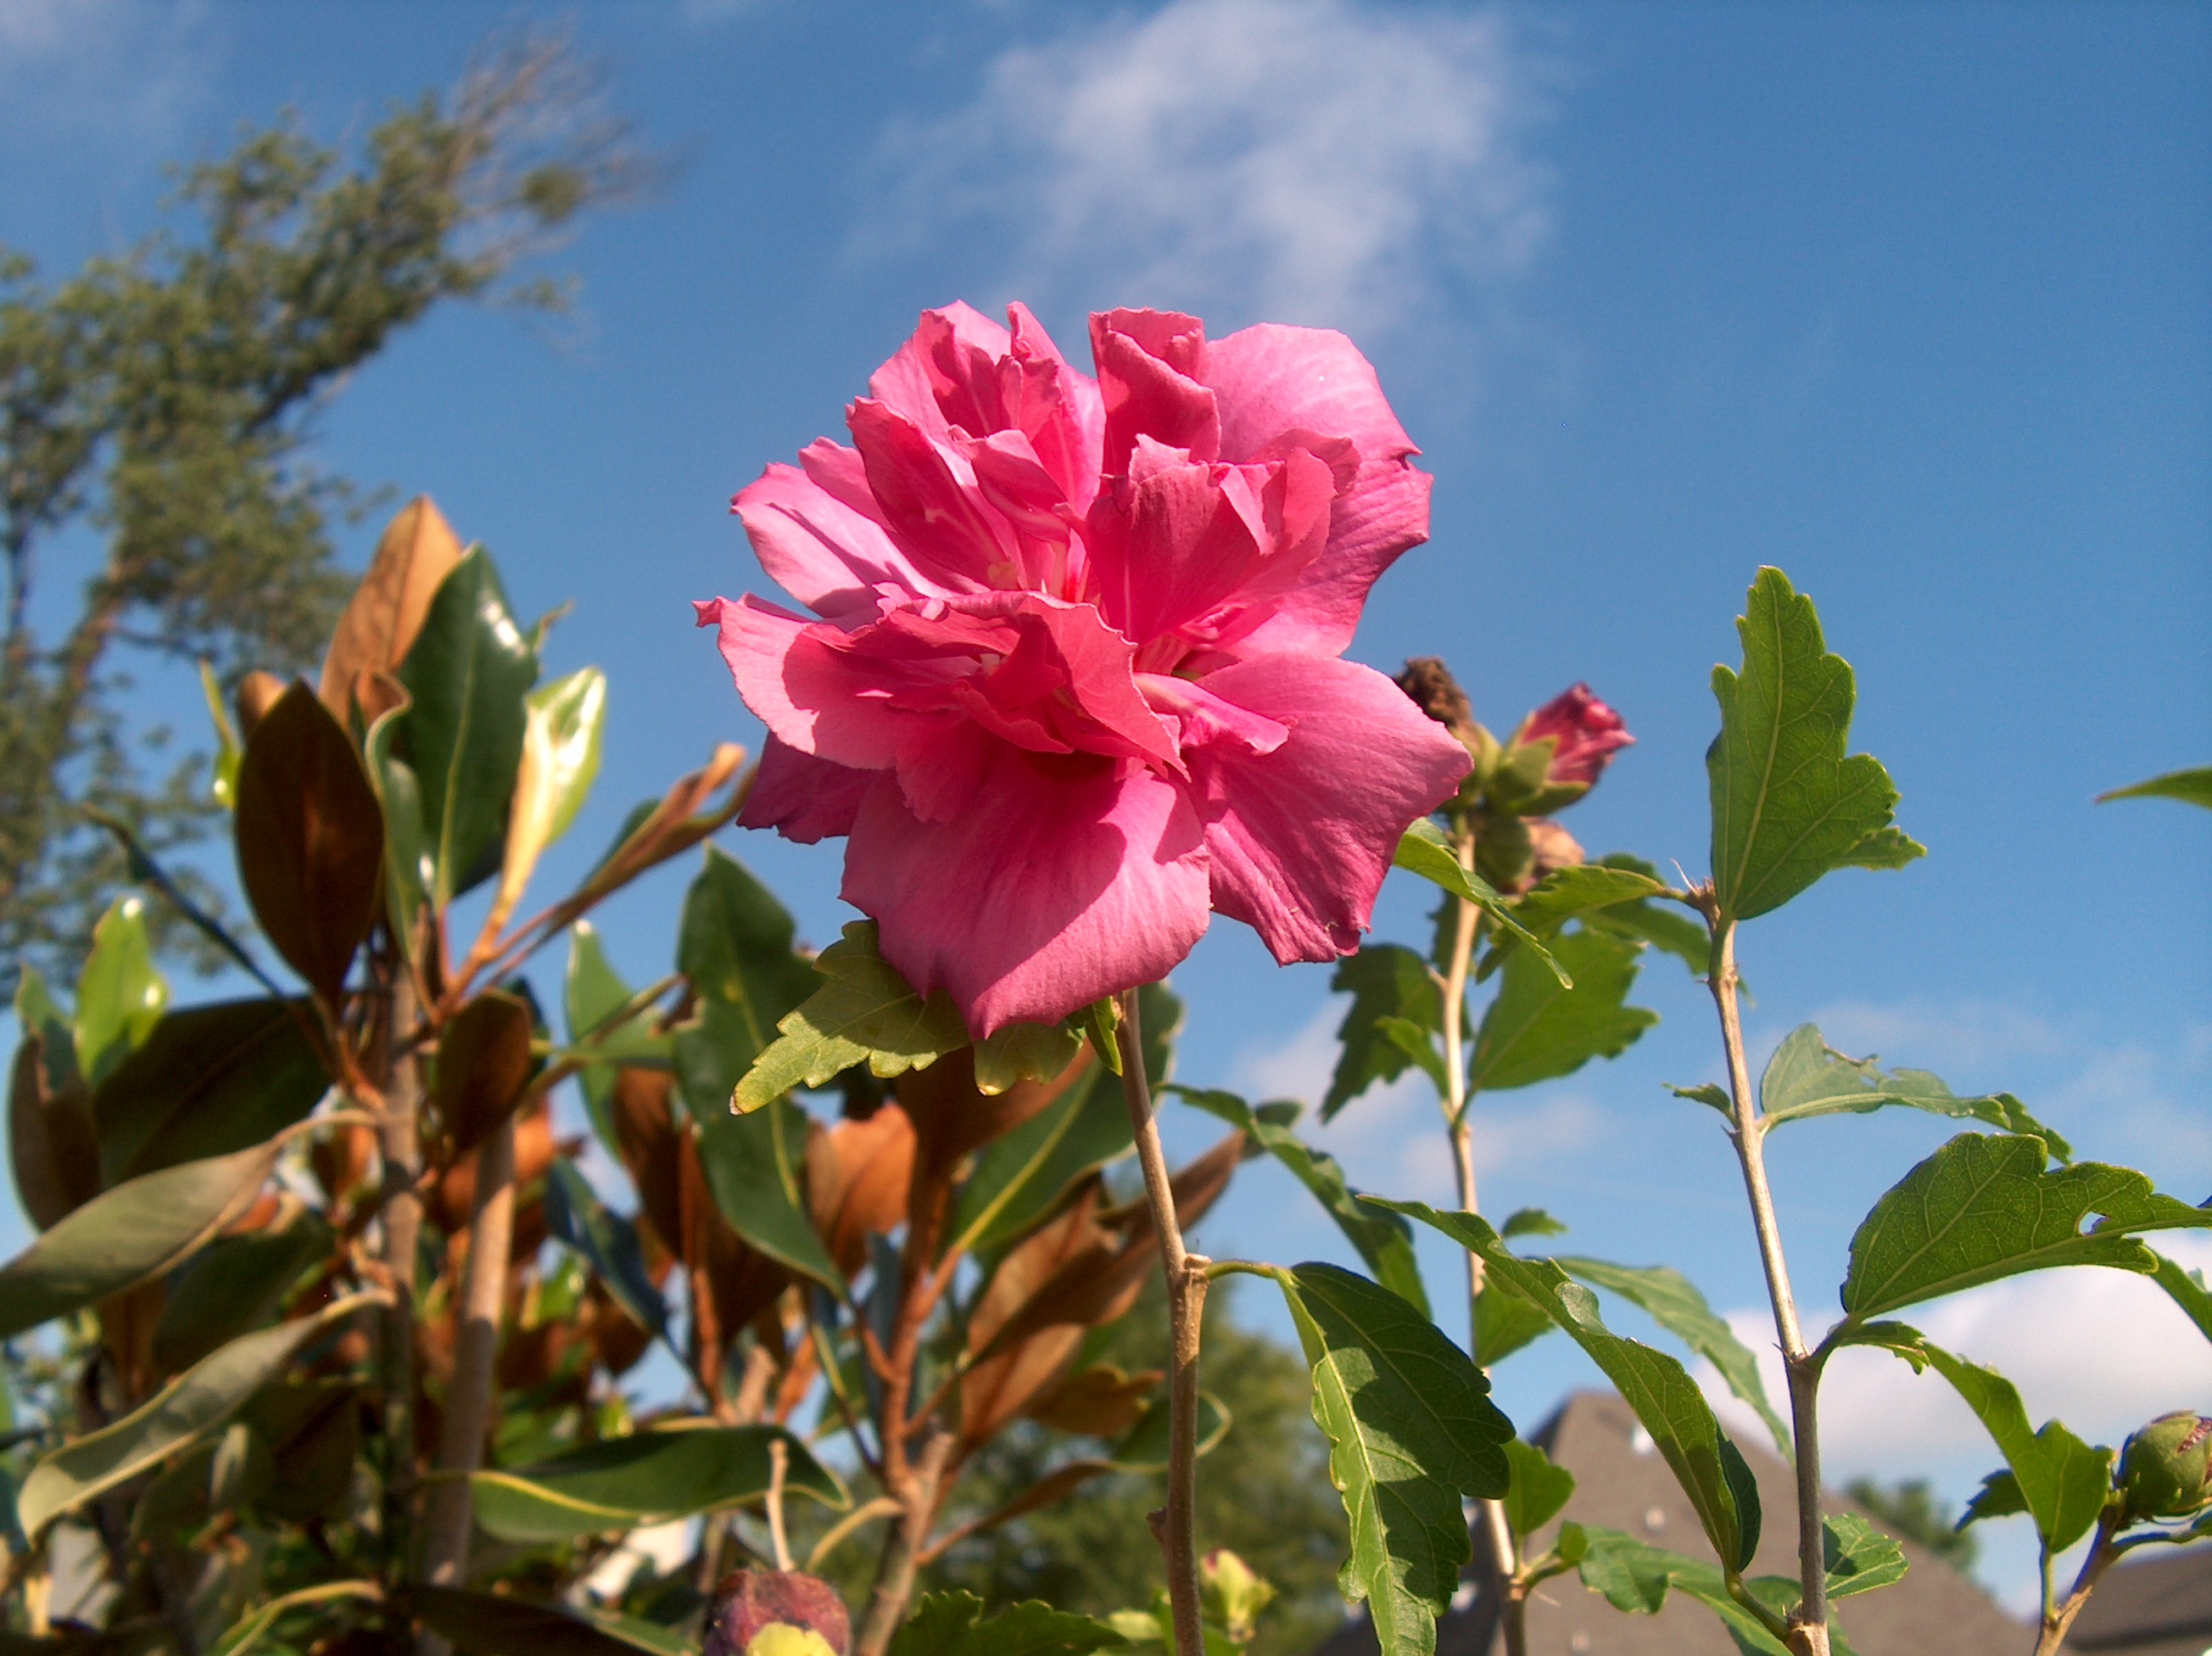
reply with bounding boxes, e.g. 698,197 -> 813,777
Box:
0,0 -> 219,143
869,0 -> 1552,334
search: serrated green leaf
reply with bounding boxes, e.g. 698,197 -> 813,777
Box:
1888,1340 -> 2110,1553
735,921 -> 968,1111
1474,1287 -> 1555,1368
1840,1133 -> 2212,1321
1556,1256 -> 1790,1458
1176,1089 -> 1427,1316
690,1095 -> 843,1293
1504,1437 -> 1576,1538
1273,1262 -> 1512,1656
1758,1026 -> 2068,1151
886,1592 -> 1128,1656
397,547 -> 539,906
92,999 -> 327,1184
1670,1083 -> 1734,1118
0,1138 -> 283,1340
18,1292 -> 377,1536
1821,1513 -> 1908,1599
1379,1204 -> 1759,1576
466,1424 -> 843,1544
1572,1530 -> 1795,1654
1500,1208 -> 1567,1241
1325,945 -> 1443,1121
674,846 -> 823,1112
542,1160 -> 668,1340
1394,821 -> 1569,987
1470,929 -> 1656,1094
1707,568 -> 1922,923
2098,766 -> 2212,809
1578,856 -> 1712,977
75,895 -> 166,1086
1511,865 -> 1670,934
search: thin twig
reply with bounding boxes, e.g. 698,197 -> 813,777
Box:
765,1438 -> 794,1573
1115,987 -> 1209,1656
2035,1509 -> 2123,1656
1708,917 -> 1828,1656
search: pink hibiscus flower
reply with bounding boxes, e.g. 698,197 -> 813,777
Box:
698,303 -> 1470,1036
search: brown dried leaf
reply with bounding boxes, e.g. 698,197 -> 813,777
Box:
318,496 -> 465,719
437,1098 -> 553,1233
233,683 -> 385,1001
573,741 -> 749,906
1023,1362 -> 1164,1438
9,1033 -> 100,1230
611,1068 -> 684,1259
435,991 -> 538,1156
234,670 -> 288,741
805,1105 -> 916,1277
897,1045 -> 1091,1180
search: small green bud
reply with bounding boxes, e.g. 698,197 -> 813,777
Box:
2119,1411 -> 2212,1520
1200,1548 -> 1277,1644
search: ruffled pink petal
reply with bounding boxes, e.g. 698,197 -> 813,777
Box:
1187,655 -> 1471,963
1201,324 -> 1433,657
842,752 -> 1211,1036
1007,302 -> 1104,511
867,302 -> 1015,440
1091,309 -> 1220,478
848,399 -> 1019,592
738,736 -> 875,842
695,596 -> 907,769
732,462 -> 932,619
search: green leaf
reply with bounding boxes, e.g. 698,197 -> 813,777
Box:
199,659 -> 243,809
1500,1207 -> 1568,1241
92,999 -> 327,1184
690,1095 -> 843,1293
466,1423 -> 844,1544
2098,766 -> 2212,809
1839,1133 -> 2212,1322
951,1069 -> 1128,1262
1555,1256 -> 1790,1458
1510,864 -> 1670,935
886,1593 -> 1128,1656
973,1021 -> 1086,1096
734,920 -> 968,1112
1821,1513 -> 1908,1599
408,1586 -> 691,1656
523,666 -> 607,849
17,1292 -> 377,1536
1176,1088 -> 1427,1316
1706,568 -> 1923,923
564,921 -> 663,1155
1469,929 -> 1656,1094
1474,1288 -> 1555,1368
1324,945 -> 1443,1122
1393,820 -> 1569,986
1578,856 -> 1712,977
1670,1083 -> 1734,1118
1959,1469 -> 2026,1528
75,895 -> 167,1086
1572,1530 -> 1796,1655
1503,1437 -> 1576,1539
396,547 -> 539,906
1906,1340 -> 2110,1553
1381,1203 -> 1761,1576
1757,1026 -> 2069,1151
674,845 -> 822,1115
0,1138 -> 283,1340
2152,1252 -> 2212,1346
151,1220 -> 330,1375
1103,1388 -> 1232,1471
364,697 -> 430,949
542,1160 -> 668,1342
1272,1262 -> 1513,1656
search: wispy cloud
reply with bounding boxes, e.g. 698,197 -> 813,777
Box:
0,0 -> 221,144
867,0 -> 1553,336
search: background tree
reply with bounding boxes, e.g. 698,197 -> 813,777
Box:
0,32 -> 649,994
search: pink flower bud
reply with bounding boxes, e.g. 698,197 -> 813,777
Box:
1512,685 -> 1633,793
703,1571 -> 851,1656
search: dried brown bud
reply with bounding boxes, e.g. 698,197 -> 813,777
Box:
233,671 -> 289,741
1394,657 -> 1476,743
1525,819 -> 1587,886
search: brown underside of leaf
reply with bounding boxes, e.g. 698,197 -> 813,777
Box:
897,1046 -> 1092,1182
806,1105 -> 916,1278
318,495 -> 465,719
435,991 -> 539,1157
9,1034 -> 100,1229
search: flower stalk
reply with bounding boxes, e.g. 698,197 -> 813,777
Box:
1117,987 -> 1209,1656
1706,917 -> 1828,1656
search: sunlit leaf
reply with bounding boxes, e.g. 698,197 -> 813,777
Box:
1393,820 -> 1567,985
886,1593 -> 1126,1656
1757,1025 -> 2067,1151
2097,766 -> 2212,809
1469,930 -> 1655,1094
735,921 -> 968,1112
74,895 -> 166,1086
1324,945 -> 1443,1122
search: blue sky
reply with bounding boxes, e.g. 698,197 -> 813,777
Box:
5,0 -> 2208,1611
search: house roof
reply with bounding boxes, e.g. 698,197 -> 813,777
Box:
1310,1390 -> 2034,1656
2069,1547 -> 2212,1655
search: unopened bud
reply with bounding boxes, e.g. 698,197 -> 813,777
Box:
1495,684 -> 1633,814
233,671 -> 288,741
1200,1548 -> 1276,1643
703,1570 -> 851,1656
2119,1412 -> 2212,1520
